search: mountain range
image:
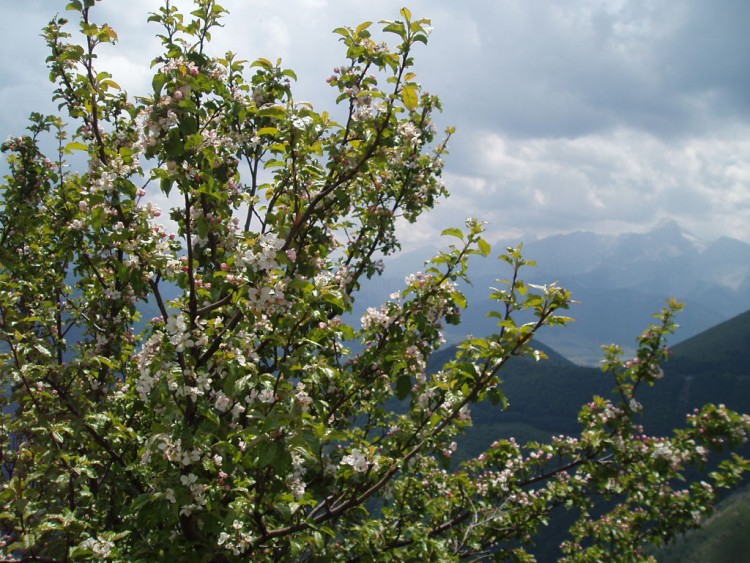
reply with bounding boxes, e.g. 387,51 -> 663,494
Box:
369,220 -> 750,365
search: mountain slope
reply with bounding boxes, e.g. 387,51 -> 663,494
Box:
382,221 -> 750,365
655,483 -> 750,563
669,308 -> 750,373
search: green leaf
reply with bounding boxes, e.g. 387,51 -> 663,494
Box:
477,238 -> 491,257
382,22 -> 406,38
164,133 -> 184,159
441,227 -> 464,240
160,177 -> 173,196
257,440 -> 276,467
33,344 -> 51,357
152,72 -> 167,97
91,206 -> 105,230
453,292 -> 467,309
256,105 -> 286,119
355,21 -> 373,34
395,374 -> 411,400
65,141 -> 88,152
252,57 -> 274,70
264,159 -> 286,169
402,84 -> 418,111
487,387 -> 508,408
100,79 -> 121,91
257,126 -> 279,137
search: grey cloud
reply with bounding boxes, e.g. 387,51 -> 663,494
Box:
2,1 -> 749,248
422,128 -> 750,244
417,0 -> 750,139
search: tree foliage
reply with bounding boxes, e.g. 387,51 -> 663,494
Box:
1,2 -> 749,560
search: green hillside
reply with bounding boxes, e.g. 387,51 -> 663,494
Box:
429,308 -> 750,559
655,483 -> 750,563
636,309 -> 750,432
669,308 -> 750,375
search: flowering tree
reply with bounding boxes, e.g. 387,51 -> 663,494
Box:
1,1 -> 749,560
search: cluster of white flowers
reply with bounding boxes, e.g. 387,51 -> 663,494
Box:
217,520 -> 254,556
441,441 -> 457,458
651,440 -> 679,465
351,87 -> 383,123
179,472 -> 208,516
360,306 -> 394,331
415,386 -> 435,410
142,201 -> 162,219
593,402 -> 624,425
351,102 -> 374,122
212,389 -> 245,420
198,127 -> 238,155
86,153 -> 142,195
246,281 -> 287,315
244,384 -> 276,405
295,382 -> 312,411
78,536 -> 114,559
527,446 -> 554,463
628,398 -> 642,412
213,390 -> 232,413
92,169 -> 116,193
134,333 -> 165,401
225,330 -> 260,368
165,313 -> 209,353
160,57 -> 200,76
144,105 -> 179,148
551,434 -> 580,450
165,313 -> 192,352
145,224 -> 181,279
457,404 -> 472,423
419,468 -> 450,496
398,121 -> 421,149
237,233 -> 285,272
404,345 -> 426,379
404,271 -> 429,288
475,445 -> 528,496
341,448 -> 379,473
313,271 -> 333,288
258,387 -> 276,404
334,264 -> 353,289
151,435 -> 205,469
475,467 -> 516,496
289,450 -> 308,499
291,114 -> 313,130
68,218 -> 86,230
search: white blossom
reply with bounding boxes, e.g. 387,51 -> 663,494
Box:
340,448 -> 378,473
79,536 -> 114,559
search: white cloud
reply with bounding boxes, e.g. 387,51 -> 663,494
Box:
419,127 -> 750,244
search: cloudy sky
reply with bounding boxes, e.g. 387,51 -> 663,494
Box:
2,0 -> 750,249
